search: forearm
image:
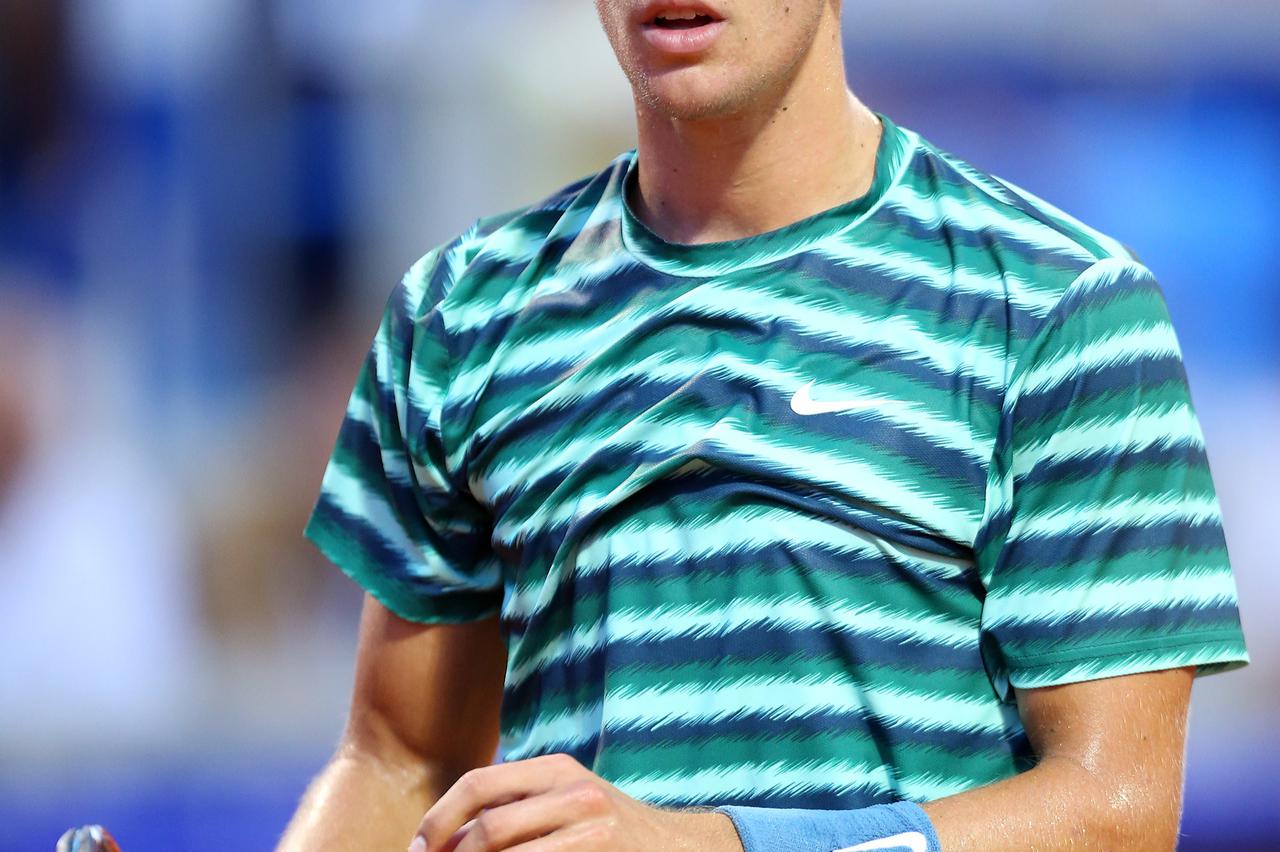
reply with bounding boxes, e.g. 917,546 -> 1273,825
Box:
276,742 -> 450,852
712,756 -> 1178,852
921,756 -> 1180,852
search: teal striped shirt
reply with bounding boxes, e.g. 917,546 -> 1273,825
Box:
305,113 -> 1249,808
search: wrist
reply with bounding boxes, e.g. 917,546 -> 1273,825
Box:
663,807 -> 746,851
712,800 -> 941,852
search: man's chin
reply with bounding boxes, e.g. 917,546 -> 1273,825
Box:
636,74 -> 756,122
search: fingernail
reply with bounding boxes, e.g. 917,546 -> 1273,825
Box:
408,837 -> 426,852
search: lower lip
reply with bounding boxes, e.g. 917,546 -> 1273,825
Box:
640,20 -> 726,55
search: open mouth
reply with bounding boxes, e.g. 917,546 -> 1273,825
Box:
638,4 -> 726,53
651,12 -> 717,29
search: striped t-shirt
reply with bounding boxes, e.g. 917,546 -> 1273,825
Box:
305,113 -> 1249,809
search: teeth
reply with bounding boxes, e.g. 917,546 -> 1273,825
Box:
658,10 -> 701,20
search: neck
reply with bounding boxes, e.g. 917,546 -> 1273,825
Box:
628,11 -> 881,246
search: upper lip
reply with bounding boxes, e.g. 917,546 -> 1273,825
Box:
635,0 -> 725,25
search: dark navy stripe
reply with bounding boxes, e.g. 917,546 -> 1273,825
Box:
501,623 -> 982,730
504,503 -> 978,640
919,152 -> 1118,262
503,703 -> 1028,787
310,496 -> 415,585
1016,441 -> 1210,494
872,176 -> 1093,284
992,600 -> 1242,647
335,414 -> 452,525
998,518 -> 1228,572
492,442 -> 971,580
1051,264 -> 1161,321
483,359 -> 985,489
449,252 -> 1008,413
314,493 -> 491,596
786,250 -> 1041,342
459,331 -> 1003,463
1013,353 -> 1190,428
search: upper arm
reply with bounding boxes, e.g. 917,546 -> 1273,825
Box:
1014,665 -> 1194,841
304,247 -> 509,775
344,593 -> 507,782
977,260 -> 1248,700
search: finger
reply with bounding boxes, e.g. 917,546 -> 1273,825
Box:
416,753 -> 582,850
453,781 -> 611,852
433,816 -> 476,852
502,819 -> 613,852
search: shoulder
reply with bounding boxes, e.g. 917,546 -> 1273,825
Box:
400,153 -> 633,319
890,120 -> 1151,314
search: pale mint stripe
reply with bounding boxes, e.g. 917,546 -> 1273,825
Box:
1009,644 -> 1248,688
1016,323 -> 1182,396
932,149 -> 1023,207
640,280 -> 1006,387
1013,494 -> 1222,538
613,759 -> 898,805
498,701 -> 603,761
883,185 -> 1096,268
445,226 -> 485,286
984,569 -> 1240,627
602,675 -> 1013,735
449,270 -> 1008,402
470,221 -> 547,265
467,348 -> 988,476
991,178 -> 1132,259
448,278 -> 1007,411
1010,405 -> 1205,479
1063,257 -> 1153,299
320,462 -> 494,587
573,504 -> 956,578
503,595 -> 978,689
574,185 -> 625,233
447,249 -> 637,331
618,760 -> 982,807
812,235 -> 1060,317
501,504 -> 970,616
500,673 -> 1010,763
401,250 -> 436,306
447,301 -> 657,408
474,393 -> 707,496
483,413 -> 975,541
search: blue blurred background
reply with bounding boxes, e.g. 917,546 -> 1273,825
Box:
1,1 -> 1276,849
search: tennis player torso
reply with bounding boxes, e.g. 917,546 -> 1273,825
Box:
426,122 -> 1111,807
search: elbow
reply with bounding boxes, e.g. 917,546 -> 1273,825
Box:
1094,781 -> 1183,851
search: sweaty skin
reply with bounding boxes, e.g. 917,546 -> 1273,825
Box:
280,2 -> 1199,849
277,598 -> 508,851
278,598 -> 1193,851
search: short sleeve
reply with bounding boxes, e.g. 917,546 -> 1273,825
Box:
976,258 -> 1249,701
303,247 -> 502,624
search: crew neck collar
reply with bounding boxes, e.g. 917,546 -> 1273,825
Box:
618,112 -> 914,278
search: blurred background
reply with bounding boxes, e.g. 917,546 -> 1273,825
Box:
0,0 -> 1276,849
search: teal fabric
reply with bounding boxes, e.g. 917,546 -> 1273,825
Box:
305,113 -> 1248,810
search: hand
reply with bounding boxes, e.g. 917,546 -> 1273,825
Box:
409,752 -> 743,852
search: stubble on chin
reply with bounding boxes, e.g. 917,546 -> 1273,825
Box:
629,64 -> 777,122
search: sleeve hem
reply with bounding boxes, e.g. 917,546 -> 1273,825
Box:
1005,629 -> 1249,691
304,519 -> 501,626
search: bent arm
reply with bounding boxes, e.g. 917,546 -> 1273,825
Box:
708,667 -> 1194,852
277,594 -> 508,851
922,666 -> 1194,851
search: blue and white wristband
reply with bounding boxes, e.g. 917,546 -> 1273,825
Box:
713,800 -> 942,852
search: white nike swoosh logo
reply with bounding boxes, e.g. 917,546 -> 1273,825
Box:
831,831 -> 928,852
790,380 -> 890,416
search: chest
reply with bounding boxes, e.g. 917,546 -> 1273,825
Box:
448,261 -> 1007,560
